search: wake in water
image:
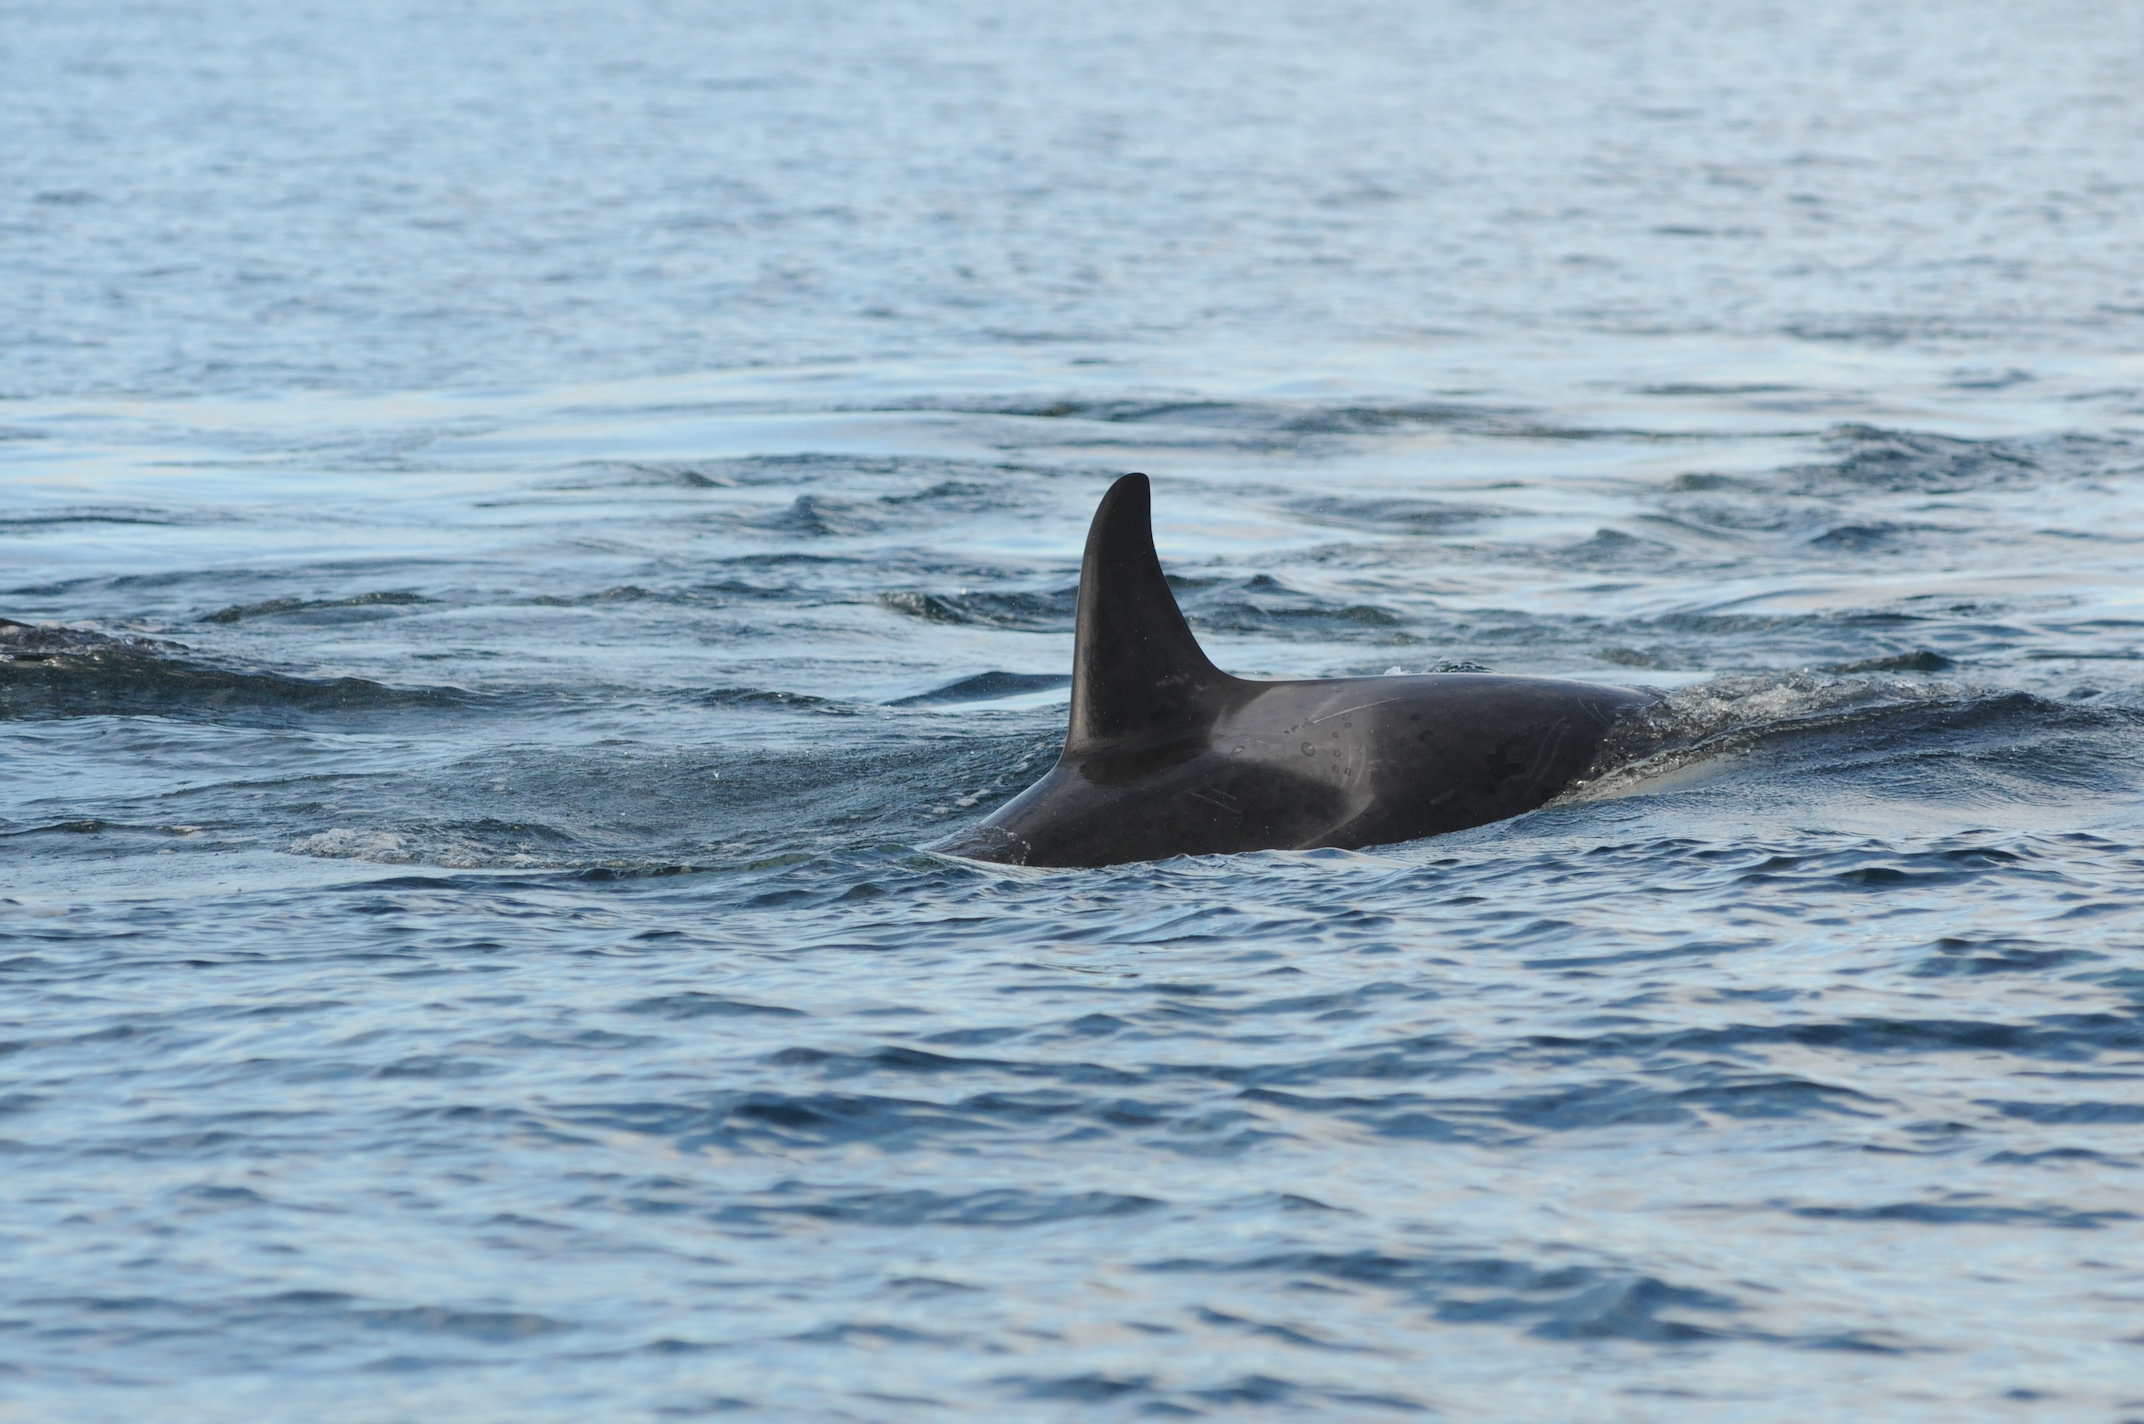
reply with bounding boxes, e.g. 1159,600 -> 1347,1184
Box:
1,617 -> 471,720
1563,672 -> 2141,803
12,601 -> 2136,882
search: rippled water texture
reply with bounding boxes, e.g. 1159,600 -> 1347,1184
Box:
8,2 -> 2144,1421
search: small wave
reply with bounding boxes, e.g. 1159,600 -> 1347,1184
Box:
0,506 -> 184,530
621,993 -> 804,1020
1,618 -> 175,658
561,453 -> 1043,502
563,461 -> 742,488
701,687 -> 857,713
289,819 -> 576,868
890,671 -> 1070,706
735,480 -> 1021,536
1561,672 -> 2033,800
1557,527 -> 1680,566
878,588 -> 1076,628
750,494 -> 880,537
2,622 -> 469,720
1001,1371 -> 1428,1413
1177,574 -> 1407,636
199,591 -> 433,624
876,478 -> 1000,507
1805,522 -> 1922,553
1142,1249 -> 1738,1345
944,396 -> 1522,439
289,829 -> 418,863
1826,650 -> 1955,673
1192,601 -> 1406,634
527,584 -> 661,606
1788,1198 -> 2133,1229
524,579 -> 821,607
725,1186 -> 1161,1228
1787,425 -> 2132,494
1288,494 -> 1504,534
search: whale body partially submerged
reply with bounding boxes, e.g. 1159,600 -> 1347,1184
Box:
928,474 -> 1659,868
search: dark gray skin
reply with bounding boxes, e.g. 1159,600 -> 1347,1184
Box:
928,474 -> 1659,868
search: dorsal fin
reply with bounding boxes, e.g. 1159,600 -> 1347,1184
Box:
1065,474 -> 1235,757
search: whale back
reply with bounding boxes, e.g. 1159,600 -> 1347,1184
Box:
927,474 -> 1661,867
1065,474 -> 1239,758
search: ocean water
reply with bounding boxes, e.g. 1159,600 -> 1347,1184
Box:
7,2 -> 2144,1420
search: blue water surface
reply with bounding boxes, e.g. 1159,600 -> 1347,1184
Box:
7,2 -> 2144,1420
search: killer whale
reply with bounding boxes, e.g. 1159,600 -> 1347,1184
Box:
927,474 -> 1659,868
